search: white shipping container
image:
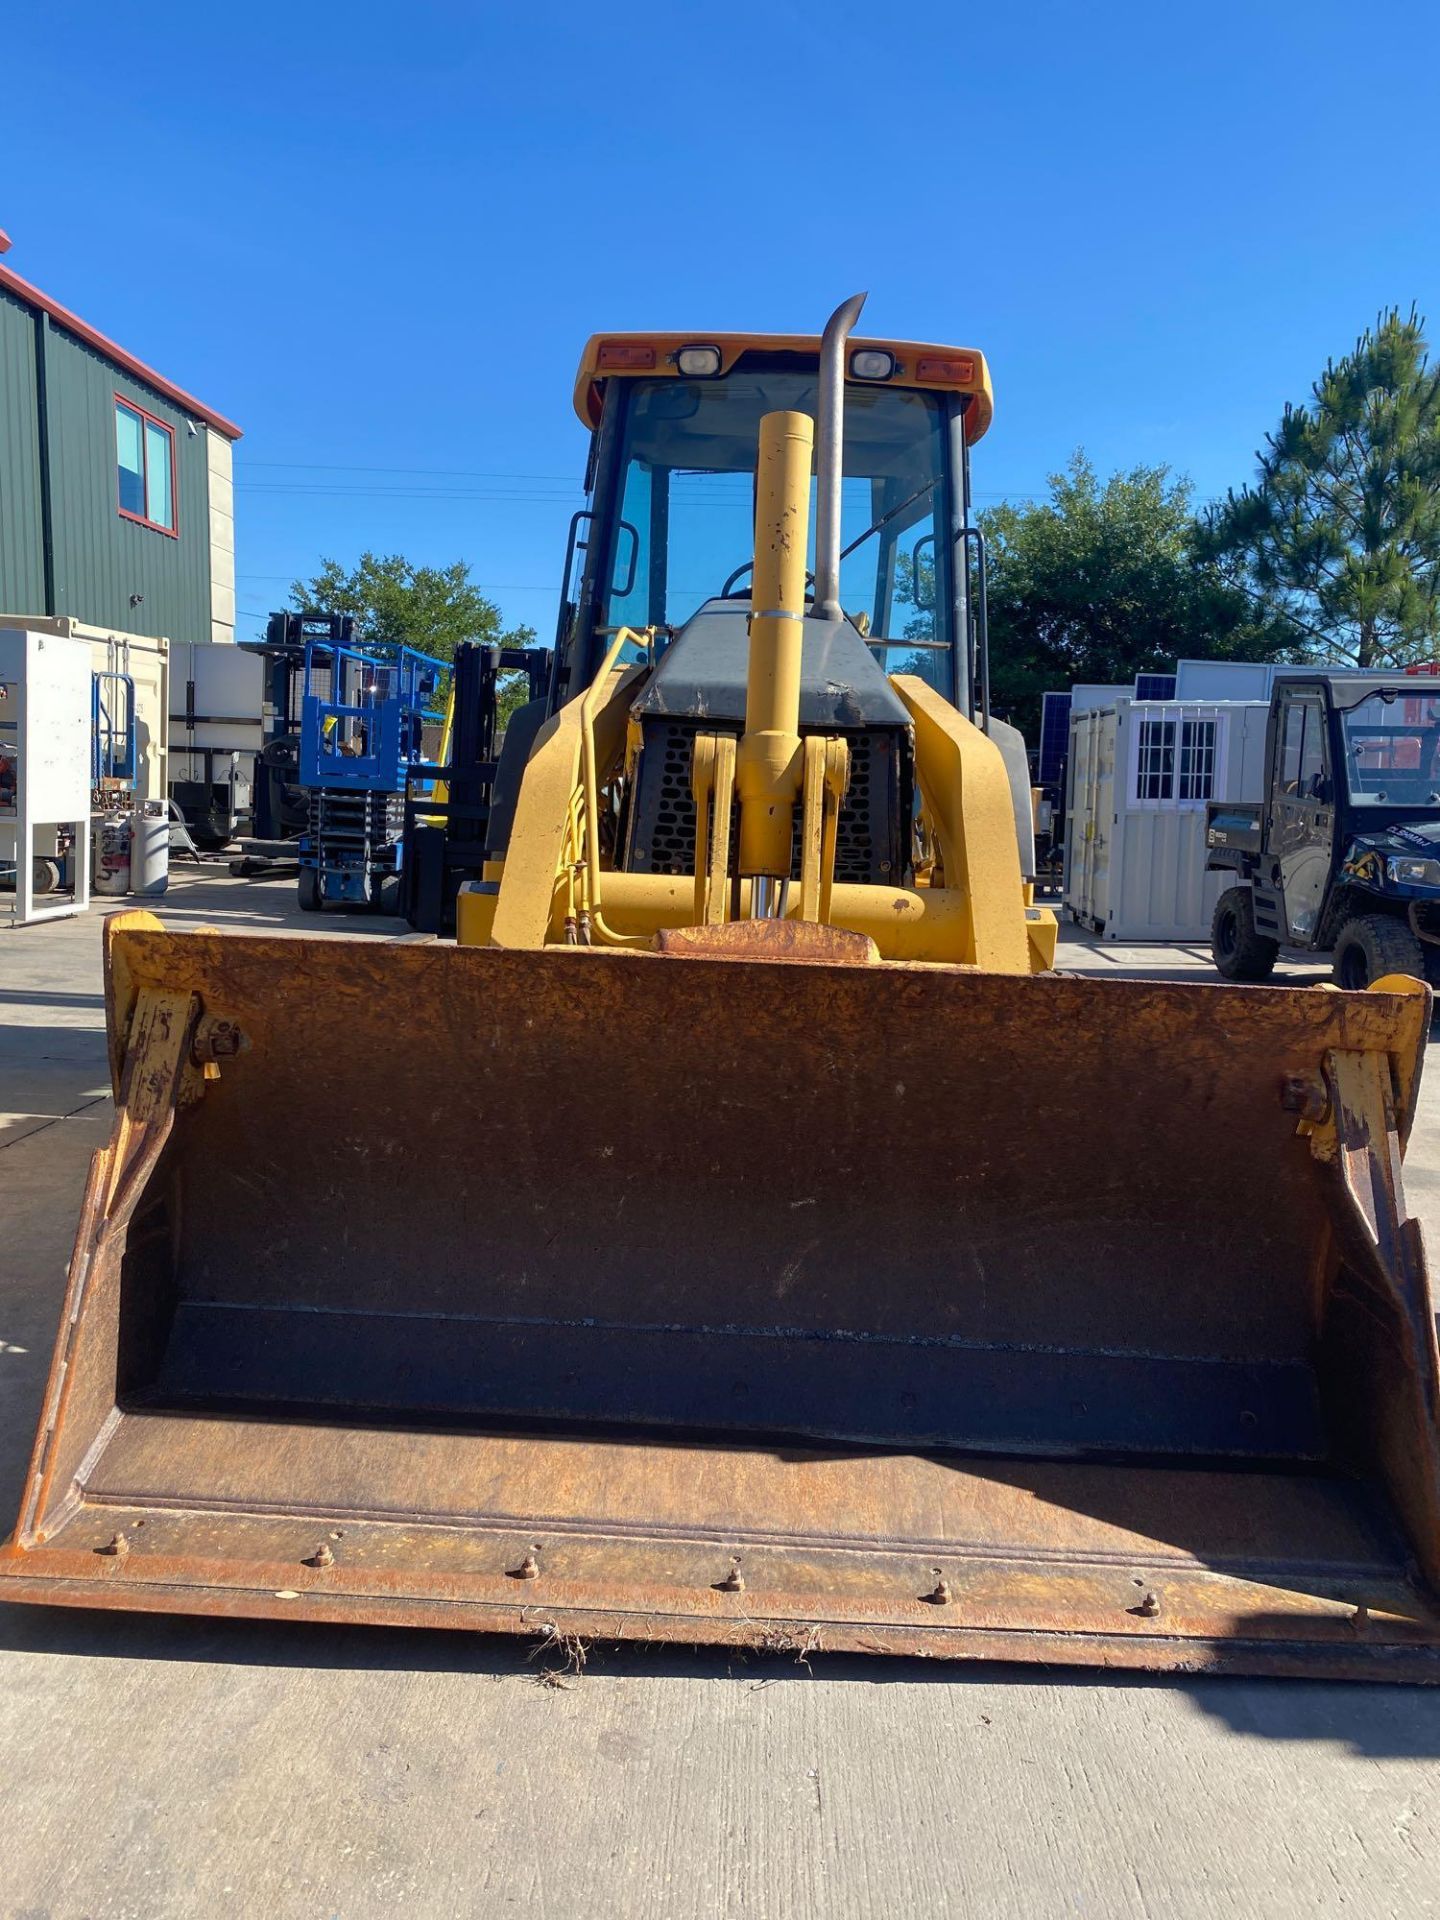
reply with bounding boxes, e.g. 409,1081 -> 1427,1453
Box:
1065,697 -> 1270,941
1171,660 -> 1278,703
1172,658 -> 1377,702
1070,682 -> 1131,714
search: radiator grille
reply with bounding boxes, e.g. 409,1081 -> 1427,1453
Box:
631,721 -> 894,885
649,725 -> 704,876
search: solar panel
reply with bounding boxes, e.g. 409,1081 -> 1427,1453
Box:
1038,691 -> 1072,787
1134,672 -> 1177,700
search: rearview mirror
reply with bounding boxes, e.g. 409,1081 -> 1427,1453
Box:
640,385 -> 702,422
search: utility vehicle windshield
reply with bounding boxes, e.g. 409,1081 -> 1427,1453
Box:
600,371 -> 953,692
1339,687 -> 1440,805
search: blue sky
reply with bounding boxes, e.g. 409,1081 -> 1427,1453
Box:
7,0 -> 1440,644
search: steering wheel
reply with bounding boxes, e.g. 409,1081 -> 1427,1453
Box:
720,561 -> 817,600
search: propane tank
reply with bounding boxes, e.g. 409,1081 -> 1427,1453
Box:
91,812 -> 132,896
130,799 -> 170,897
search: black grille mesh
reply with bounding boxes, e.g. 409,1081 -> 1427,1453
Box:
638,721 -> 884,884
649,725 -> 704,876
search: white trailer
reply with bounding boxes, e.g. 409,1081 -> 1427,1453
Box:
1065,696 -> 1269,941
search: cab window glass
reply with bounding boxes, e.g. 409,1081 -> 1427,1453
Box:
1340,689 -> 1440,803
601,372 -> 951,694
1279,700 -> 1305,791
1297,702 -> 1326,797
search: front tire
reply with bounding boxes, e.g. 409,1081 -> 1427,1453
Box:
1211,887 -> 1279,982
297,866 -> 322,913
1332,914 -> 1425,989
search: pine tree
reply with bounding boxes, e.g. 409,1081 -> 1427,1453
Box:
1198,309 -> 1440,667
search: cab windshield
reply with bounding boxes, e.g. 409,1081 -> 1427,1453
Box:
600,370 -> 953,693
1340,687 -> 1440,806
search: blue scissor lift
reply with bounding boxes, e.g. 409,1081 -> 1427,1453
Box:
296,637 -> 447,912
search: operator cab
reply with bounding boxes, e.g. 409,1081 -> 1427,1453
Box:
549,332 -> 994,718
480,327 -> 1028,898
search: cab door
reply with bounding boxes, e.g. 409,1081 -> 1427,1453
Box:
1271,688 -> 1335,944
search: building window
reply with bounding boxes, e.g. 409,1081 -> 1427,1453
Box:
115,397 -> 176,535
1132,709 -> 1223,808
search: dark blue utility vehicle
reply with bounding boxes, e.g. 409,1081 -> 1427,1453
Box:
1207,672 -> 1440,987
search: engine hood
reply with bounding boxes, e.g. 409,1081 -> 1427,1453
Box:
1348,817 -> 1440,858
632,599 -> 912,731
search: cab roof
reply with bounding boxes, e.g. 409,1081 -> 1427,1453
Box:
1324,674 -> 1440,704
573,332 -> 994,441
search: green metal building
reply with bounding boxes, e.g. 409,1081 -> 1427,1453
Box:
0,243 -> 241,647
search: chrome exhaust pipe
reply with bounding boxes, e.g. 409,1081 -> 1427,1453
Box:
813,291 -> 867,622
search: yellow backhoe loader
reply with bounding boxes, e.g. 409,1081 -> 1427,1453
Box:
6,298 -> 1440,1681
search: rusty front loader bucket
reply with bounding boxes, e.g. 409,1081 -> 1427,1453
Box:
5,915 -> 1440,1681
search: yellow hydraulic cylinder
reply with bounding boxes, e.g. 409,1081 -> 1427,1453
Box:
735,409 -> 812,913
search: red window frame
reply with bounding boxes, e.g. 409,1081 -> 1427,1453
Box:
114,393 -> 178,538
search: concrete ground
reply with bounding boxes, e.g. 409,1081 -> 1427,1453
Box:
1,871 -> 1438,1918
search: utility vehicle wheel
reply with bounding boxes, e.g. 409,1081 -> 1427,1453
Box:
297,866 -> 322,913
1210,887 -> 1279,982
373,871 -> 402,916
1332,913 -> 1425,990
31,858 -> 61,896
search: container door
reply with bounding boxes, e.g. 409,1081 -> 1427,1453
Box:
1092,711 -> 1115,927
1066,713 -> 1095,920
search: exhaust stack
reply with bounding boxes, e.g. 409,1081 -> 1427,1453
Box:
734,296 -> 865,912
813,291 -> 867,622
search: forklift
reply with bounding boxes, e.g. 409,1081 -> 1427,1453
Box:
398,639 -> 550,934
230,612 -> 354,879
1207,670 -> 1440,986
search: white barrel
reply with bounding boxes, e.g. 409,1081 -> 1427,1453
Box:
130,799 -> 170,897
91,813 -> 132,896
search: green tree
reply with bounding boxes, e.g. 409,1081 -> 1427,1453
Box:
289,551 -> 540,728
907,454 -> 1284,739
1197,308 -> 1440,667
